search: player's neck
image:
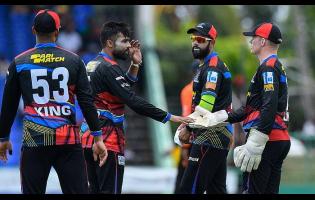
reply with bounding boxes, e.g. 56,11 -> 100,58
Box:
257,49 -> 277,64
36,37 -> 56,44
101,48 -> 114,59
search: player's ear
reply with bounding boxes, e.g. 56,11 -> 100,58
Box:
32,26 -> 36,35
210,40 -> 215,48
260,38 -> 266,46
54,30 -> 59,41
106,39 -> 114,48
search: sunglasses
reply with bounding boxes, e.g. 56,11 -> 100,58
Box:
190,35 -> 211,43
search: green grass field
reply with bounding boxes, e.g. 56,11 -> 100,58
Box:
280,153 -> 315,194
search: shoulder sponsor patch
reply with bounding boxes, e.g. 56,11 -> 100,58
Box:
262,72 -> 273,84
118,155 -> 125,166
264,84 -> 274,91
206,71 -> 218,90
262,72 -> 274,91
207,71 -> 218,83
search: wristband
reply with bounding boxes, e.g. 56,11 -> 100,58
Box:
91,130 -> 102,137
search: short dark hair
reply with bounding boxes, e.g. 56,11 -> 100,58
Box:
100,21 -> 131,48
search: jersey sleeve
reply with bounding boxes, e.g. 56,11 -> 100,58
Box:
0,61 -> 22,141
75,59 -> 100,131
198,67 -> 222,112
102,66 -> 170,123
227,105 -> 248,123
255,66 -> 279,134
124,71 -> 138,85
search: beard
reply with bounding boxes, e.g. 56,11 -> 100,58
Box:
192,44 -> 210,59
113,48 -> 129,60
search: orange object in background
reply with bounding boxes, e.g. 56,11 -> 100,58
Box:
180,81 -> 193,117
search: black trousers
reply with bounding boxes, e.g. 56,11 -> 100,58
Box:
84,149 -> 125,194
174,158 -> 187,194
174,147 -> 191,194
242,140 -> 291,194
20,144 -> 88,194
179,144 -> 229,194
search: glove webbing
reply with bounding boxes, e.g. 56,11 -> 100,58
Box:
193,127 -> 232,150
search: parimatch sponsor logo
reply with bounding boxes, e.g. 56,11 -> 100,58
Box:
31,54 -> 65,63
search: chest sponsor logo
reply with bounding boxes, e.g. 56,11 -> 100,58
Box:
188,156 -> 199,162
31,54 -> 65,63
116,76 -> 125,81
193,69 -> 201,83
115,76 -> 130,87
121,82 -> 130,87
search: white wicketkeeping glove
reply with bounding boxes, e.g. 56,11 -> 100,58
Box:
233,129 -> 269,172
187,106 -> 209,120
188,106 -> 229,129
174,106 -> 208,145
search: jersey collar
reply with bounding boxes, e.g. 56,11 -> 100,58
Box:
260,54 -> 277,65
204,52 -> 218,64
35,43 -> 57,48
99,52 -> 114,60
99,52 -> 118,65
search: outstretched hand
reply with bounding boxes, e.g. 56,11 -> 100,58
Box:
170,115 -> 195,124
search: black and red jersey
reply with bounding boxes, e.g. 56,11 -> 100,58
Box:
0,43 -> 100,146
192,52 -> 232,113
228,54 -> 289,141
191,52 -> 233,150
81,52 -> 170,152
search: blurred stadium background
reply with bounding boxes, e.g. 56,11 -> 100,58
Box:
0,5 -> 315,194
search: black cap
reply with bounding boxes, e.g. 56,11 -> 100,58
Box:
243,22 -> 282,44
33,9 -> 61,33
187,22 -> 217,40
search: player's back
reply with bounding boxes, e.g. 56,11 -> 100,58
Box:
14,43 -> 84,146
